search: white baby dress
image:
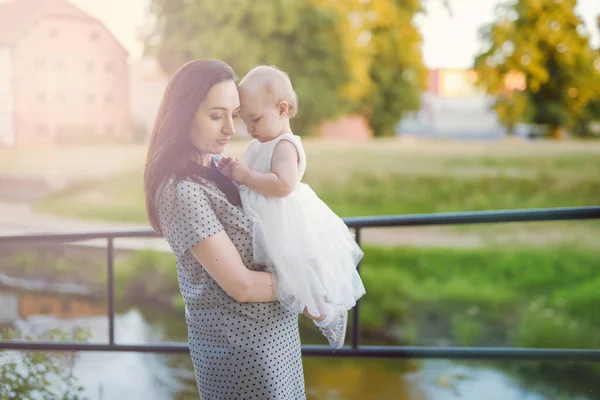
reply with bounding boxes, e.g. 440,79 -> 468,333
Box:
239,132 -> 366,317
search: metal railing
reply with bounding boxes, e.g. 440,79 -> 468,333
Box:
1,205 -> 600,361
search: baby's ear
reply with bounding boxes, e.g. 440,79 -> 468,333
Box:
277,101 -> 290,117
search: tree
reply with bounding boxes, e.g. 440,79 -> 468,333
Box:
145,0 -> 352,135
575,15 -> 600,137
494,91 -> 533,135
474,0 -> 600,139
0,328 -> 89,399
363,0 -> 428,137
268,4 -> 353,134
317,0 -> 428,136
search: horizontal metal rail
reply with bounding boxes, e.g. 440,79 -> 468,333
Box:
2,341 -> 600,362
1,206 -> 598,244
1,205 -> 599,362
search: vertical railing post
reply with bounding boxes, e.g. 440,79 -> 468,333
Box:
352,227 -> 361,349
107,237 -> 115,346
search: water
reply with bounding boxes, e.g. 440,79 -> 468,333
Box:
2,288 -> 595,400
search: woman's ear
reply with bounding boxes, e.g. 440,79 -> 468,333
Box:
277,101 -> 290,117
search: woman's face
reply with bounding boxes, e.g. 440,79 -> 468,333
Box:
189,80 -> 240,160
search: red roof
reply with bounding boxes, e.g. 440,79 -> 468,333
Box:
0,0 -> 125,52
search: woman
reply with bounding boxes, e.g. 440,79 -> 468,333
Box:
143,59 -> 306,399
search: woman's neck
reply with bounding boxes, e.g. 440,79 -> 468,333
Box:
201,153 -> 212,167
192,153 -> 212,167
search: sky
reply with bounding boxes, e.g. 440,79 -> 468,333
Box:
67,0 -> 600,69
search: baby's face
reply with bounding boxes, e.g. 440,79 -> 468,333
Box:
239,89 -> 283,143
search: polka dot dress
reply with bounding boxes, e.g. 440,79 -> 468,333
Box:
159,167 -> 306,399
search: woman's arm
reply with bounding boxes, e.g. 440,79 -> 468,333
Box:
222,140 -> 299,198
189,230 -> 277,303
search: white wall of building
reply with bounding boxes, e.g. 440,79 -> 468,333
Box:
0,47 -> 15,146
129,57 -> 168,136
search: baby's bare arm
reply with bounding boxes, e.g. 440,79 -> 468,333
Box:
238,139 -> 299,198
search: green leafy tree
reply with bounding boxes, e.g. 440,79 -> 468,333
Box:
474,0 -> 600,138
145,0 -> 352,135
575,15 -> 600,137
316,0 -> 428,136
494,91 -> 533,135
364,0 -> 428,137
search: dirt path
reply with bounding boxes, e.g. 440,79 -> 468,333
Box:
0,202 -> 485,253
0,202 -> 168,252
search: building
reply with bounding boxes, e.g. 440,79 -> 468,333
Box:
318,115 -> 372,140
0,0 -> 129,146
428,68 -> 480,98
396,68 -> 527,139
427,68 -> 525,98
19,292 -> 106,319
0,289 -> 106,321
129,57 -> 168,138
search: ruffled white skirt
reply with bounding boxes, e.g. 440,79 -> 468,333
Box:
240,183 -> 366,317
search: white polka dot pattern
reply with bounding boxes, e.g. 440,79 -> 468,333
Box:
159,176 -> 306,399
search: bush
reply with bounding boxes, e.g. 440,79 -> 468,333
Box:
0,328 -> 90,400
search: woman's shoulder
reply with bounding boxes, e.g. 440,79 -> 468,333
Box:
159,177 -> 213,223
164,176 -> 202,192
161,176 -> 208,206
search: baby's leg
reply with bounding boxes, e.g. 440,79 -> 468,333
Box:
304,295 -> 347,349
303,296 -> 332,322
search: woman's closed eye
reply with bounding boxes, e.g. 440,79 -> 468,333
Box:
213,113 -> 239,121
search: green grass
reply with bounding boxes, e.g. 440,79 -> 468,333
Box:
31,139 -> 600,224
359,245 -> 600,350
319,171 -> 600,217
9,244 -> 600,350
113,249 -> 180,307
4,248 -> 179,308
35,169 -> 148,223
361,245 -> 600,311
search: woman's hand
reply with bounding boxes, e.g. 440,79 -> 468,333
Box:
218,157 -> 251,184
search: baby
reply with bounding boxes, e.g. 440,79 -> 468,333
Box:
219,65 -> 365,349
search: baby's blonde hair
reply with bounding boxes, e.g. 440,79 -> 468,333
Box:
238,65 -> 299,118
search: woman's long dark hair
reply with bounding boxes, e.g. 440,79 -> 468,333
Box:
144,59 -> 236,233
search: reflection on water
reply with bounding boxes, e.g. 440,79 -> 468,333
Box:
0,288 -> 595,400
0,287 -> 105,322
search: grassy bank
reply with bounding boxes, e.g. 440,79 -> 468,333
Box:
7,244 -> 600,351
360,245 -> 600,349
2,248 -> 179,308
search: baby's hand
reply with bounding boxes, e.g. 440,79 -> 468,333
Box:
218,157 -> 250,184
217,157 -> 235,178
